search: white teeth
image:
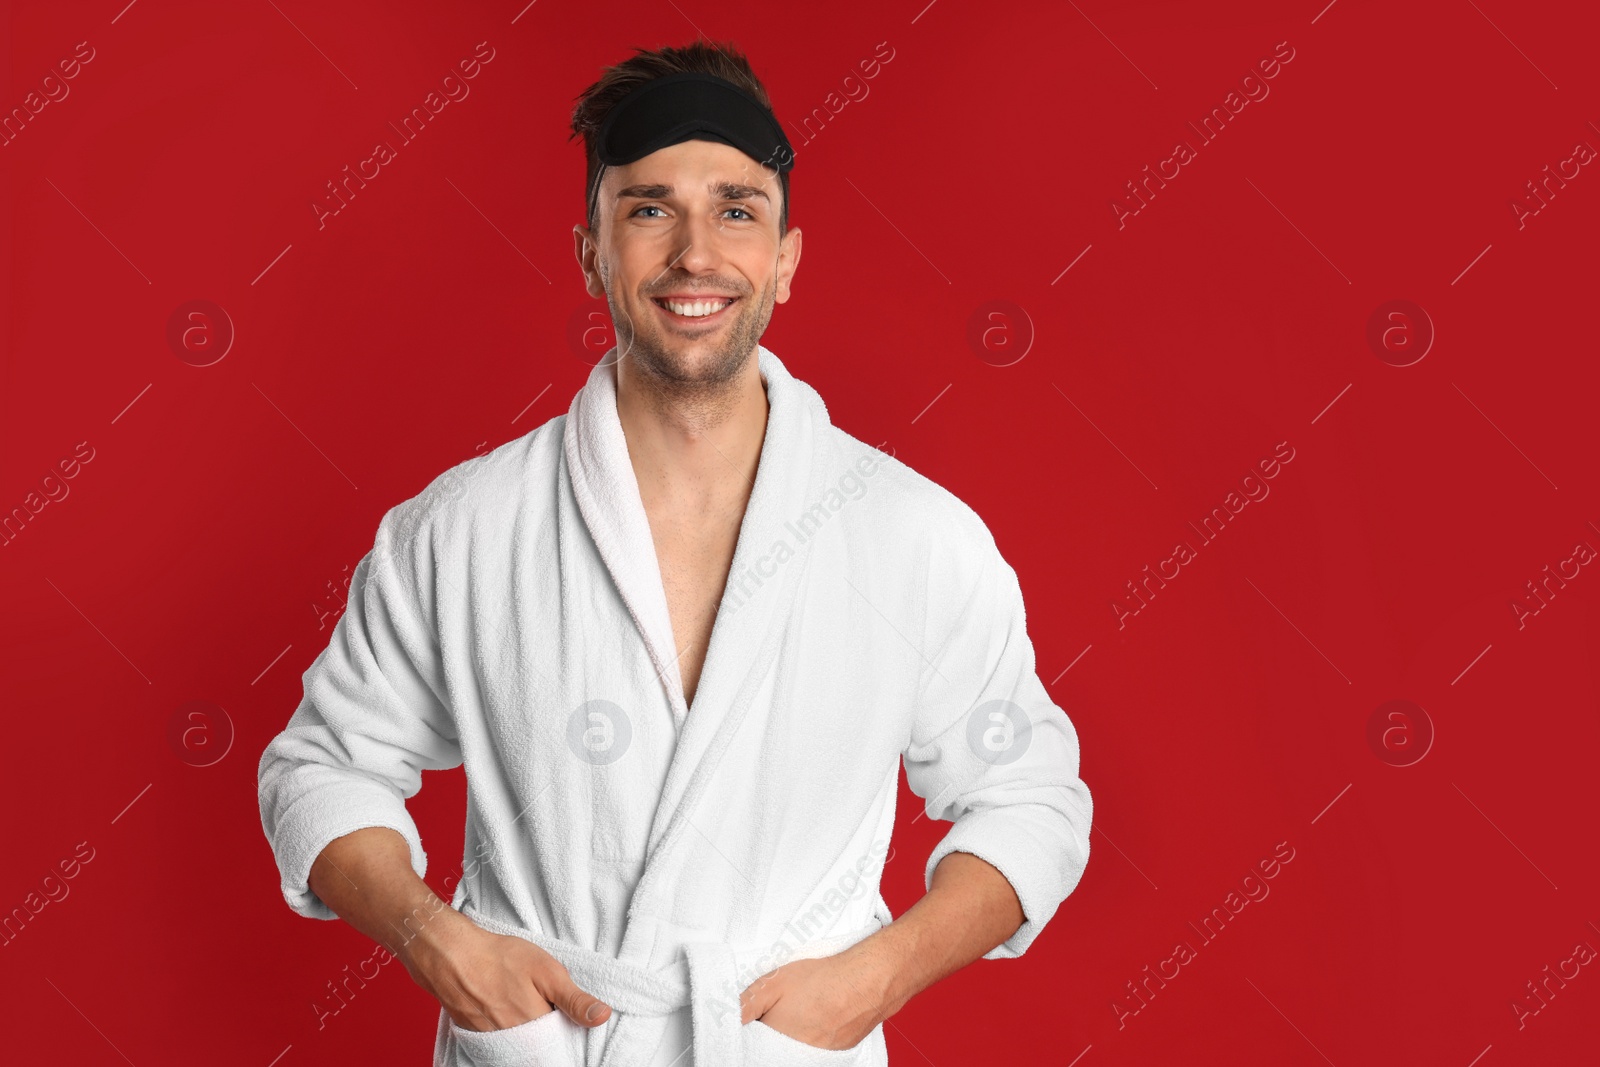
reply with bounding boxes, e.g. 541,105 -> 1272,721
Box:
659,298 -> 731,317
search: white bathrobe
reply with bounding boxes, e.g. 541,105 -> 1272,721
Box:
257,345 -> 1092,1067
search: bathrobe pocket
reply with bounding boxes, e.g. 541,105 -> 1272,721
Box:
742,1018 -> 883,1066
449,1006 -> 576,1066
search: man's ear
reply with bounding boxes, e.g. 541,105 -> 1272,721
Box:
573,223 -> 605,298
774,226 -> 802,304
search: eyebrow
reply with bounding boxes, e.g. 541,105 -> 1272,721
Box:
614,181 -> 771,205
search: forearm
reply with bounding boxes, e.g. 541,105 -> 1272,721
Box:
306,826 -> 469,967
852,850 -> 1025,1018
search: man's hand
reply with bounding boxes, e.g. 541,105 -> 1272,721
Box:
304,829 -> 613,1036
738,948 -> 893,1051
734,852 -> 1028,1050
399,908 -> 613,1034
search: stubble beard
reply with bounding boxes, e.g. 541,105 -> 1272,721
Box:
609,273 -> 777,406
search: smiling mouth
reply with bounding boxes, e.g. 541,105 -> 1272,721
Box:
651,296 -> 739,323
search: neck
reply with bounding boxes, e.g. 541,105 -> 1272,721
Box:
613,352 -> 769,519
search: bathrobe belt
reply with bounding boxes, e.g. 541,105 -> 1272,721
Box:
462,904 -> 880,1066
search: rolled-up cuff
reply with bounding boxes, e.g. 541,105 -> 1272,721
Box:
267,776 -> 428,921
923,803 -> 1088,959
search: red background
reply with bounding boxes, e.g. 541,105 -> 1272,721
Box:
4,1 -> 1598,1064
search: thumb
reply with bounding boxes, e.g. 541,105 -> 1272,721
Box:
547,972 -> 612,1028
740,970 -> 781,1025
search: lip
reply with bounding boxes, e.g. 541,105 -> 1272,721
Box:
651,295 -> 739,326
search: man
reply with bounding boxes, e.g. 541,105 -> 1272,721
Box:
257,39 -> 1092,1067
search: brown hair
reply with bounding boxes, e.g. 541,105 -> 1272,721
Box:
569,40 -> 789,236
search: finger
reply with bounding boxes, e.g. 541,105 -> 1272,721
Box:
569,990 -> 612,1027
738,974 -> 777,1025
547,975 -> 612,1028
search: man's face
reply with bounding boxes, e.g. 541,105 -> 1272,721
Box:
573,138 -> 801,389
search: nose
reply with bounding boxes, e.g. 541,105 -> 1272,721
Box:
664,206 -> 728,276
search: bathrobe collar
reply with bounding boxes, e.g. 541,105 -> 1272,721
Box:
563,342 -> 831,725
564,343 -> 835,921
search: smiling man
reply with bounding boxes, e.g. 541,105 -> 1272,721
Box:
257,40 -> 1092,1067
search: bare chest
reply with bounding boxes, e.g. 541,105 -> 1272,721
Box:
650,515 -> 743,710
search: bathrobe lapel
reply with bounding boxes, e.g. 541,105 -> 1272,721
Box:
563,344 -> 831,1065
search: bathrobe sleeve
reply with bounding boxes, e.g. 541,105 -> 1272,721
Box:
903,532 -> 1092,959
256,506 -> 462,921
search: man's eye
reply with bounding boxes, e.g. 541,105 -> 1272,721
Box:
629,204 -> 752,220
